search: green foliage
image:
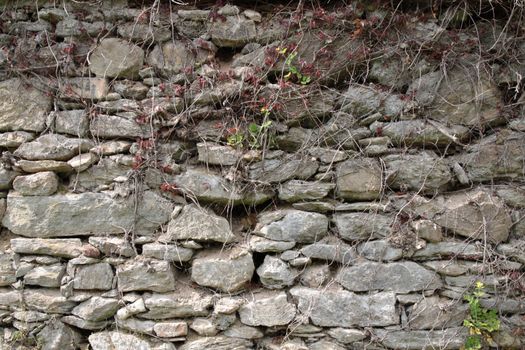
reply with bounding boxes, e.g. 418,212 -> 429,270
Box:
462,281 -> 500,350
281,50 -> 311,85
227,133 -> 244,147
248,120 -> 272,149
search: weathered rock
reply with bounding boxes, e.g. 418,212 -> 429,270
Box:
154,321 -> 188,338
308,147 -> 349,164
278,180 -> 334,202
90,140 -> 132,156
72,263 -> 114,290
24,265 -> 65,287
238,291 -> 296,327
309,340 -> 346,350
415,189 -> 512,244
333,212 -> 392,241
0,131 -> 35,148
0,288 -> 21,306
89,331 -> 175,350
191,249 -> 254,293
339,84 -> 412,117
292,201 -> 335,213
24,289 -> 77,313
249,236 -> 296,253
37,320 -> 83,350
223,322 -> 263,339
161,204 -> 235,243
255,210 -> 328,243
290,287 -> 398,327
117,23 -> 171,43
67,153 -> 98,172
411,219 -> 444,242
197,142 -> 242,166
142,243 -> 193,263
61,315 -> 110,330
89,38 -> 144,79
0,78 -> 52,132
377,327 -> 467,350
337,261 -> 442,293
142,288 -> 213,319
117,257 -> 176,292
0,253 -> 15,286
336,158 -> 382,201
210,16 -> 256,47
88,236 -> 135,257
249,155 -> 319,184
454,131 -> 525,182
13,171 -> 58,196
300,237 -> 356,264
0,167 -> 19,190
3,190 -> 173,237
357,240 -> 403,261
372,120 -> 470,147
300,264 -> 331,287
16,159 -> 73,173
191,318 -> 218,336
56,19 -> 106,37
14,134 -> 94,161
61,78 -> 109,100
11,238 -> 83,258
408,296 -> 467,329
148,42 -> 195,76
71,297 -> 119,321
69,156 -> 131,190
174,169 -> 273,206
384,152 -> 452,192
412,242 -> 484,260
179,336 -> 252,350
256,255 -> 297,289
326,328 -> 367,344
90,113 -> 154,139
46,110 -> 89,137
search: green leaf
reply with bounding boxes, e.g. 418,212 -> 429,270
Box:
248,123 -> 260,133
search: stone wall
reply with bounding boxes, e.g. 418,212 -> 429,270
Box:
0,0 -> 524,349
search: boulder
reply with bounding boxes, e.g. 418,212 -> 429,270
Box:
89,38 -> 144,79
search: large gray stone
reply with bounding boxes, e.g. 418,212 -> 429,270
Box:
238,291 -> 296,327
339,84 -> 412,118
337,261 -> 442,293
336,158 -> 382,201
256,255 -> 297,289
179,336 -> 252,350
24,264 -> 65,287
13,171 -> 58,196
90,113 -> 154,139
89,38 -> 144,79
16,159 -> 73,173
290,287 -> 398,327
174,169 -> 273,206
191,249 -> 254,293
249,155 -> 319,184
384,152 -> 452,192
142,288 -> 213,319
357,240 -> 403,261
377,327 -> 467,350
415,188 -> 512,244
412,242 -> 484,260
60,78 -> 109,100
71,297 -> 119,322
117,257 -> 176,292
0,78 -> 52,132
3,190 -> 173,237
161,204 -> 235,243
37,320 -> 83,350
14,134 -> 94,161
255,210 -> 328,243
24,289 -> 77,314
11,238 -> 83,258
89,331 -> 175,350
197,142 -> 242,166
333,212 -> 392,241
147,42 -> 195,76
73,263 -> 114,290
56,19 -> 106,37
210,17 -> 256,47
46,110 -> 89,137
278,180 -> 334,202
408,296 -> 467,329
300,237 -> 357,264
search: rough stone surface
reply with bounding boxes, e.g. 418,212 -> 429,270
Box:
71,297 -> 119,322
377,327 -> 467,350
117,257 -> 176,292
290,287 -> 398,327
333,212 -> 392,241
89,38 -> 144,79
13,171 -> 58,196
142,288 -> 213,319
256,255 -> 297,289
337,261 -> 442,293
191,249 -> 254,292
11,238 -> 83,258
3,190 -> 173,237
0,78 -> 52,132
73,263 -> 114,290
148,42 -> 195,76
278,180 -> 334,202
238,291 -> 296,327
336,158 -> 382,200
14,134 -> 94,161
89,331 -> 175,350
255,210 -> 328,243
408,296 -> 467,329
24,264 -> 65,287
179,336 -> 252,350
142,243 -> 193,262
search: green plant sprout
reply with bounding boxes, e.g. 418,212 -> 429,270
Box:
462,281 -> 501,350
276,48 -> 311,85
248,119 -> 272,149
227,133 -> 244,147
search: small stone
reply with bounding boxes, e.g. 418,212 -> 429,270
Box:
14,134 -> 94,161
154,321 -> 188,338
117,257 -> 176,293
214,297 -> 244,314
278,180 -> 334,202
0,131 -> 35,148
357,240 -> 403,261
308,147 -> 348,164
142,243 -> 193,263
72,297 -> 119,322
142,288 -> 213,319
300,264 -> 331,288
243,9 -> 262,22
13,171 -> 58,196
336,158 -> 382,201
73,263 -> 114,290
326,328 -> 367,344
249,236 -> 296,253
16,160 -> 73,173
88,237 -> 135,257
90,141 -> 132,156
24,264 -> 65,287
11,238 -> 83,258
190,318 -> 218,336
197,142 -> 242,166
116,298 -> 146,320
61,77 -> 109,100
300,237 -> 357,264
255,210 -> 328,243
257,255 -> 297,289
67,153 -> 99,172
